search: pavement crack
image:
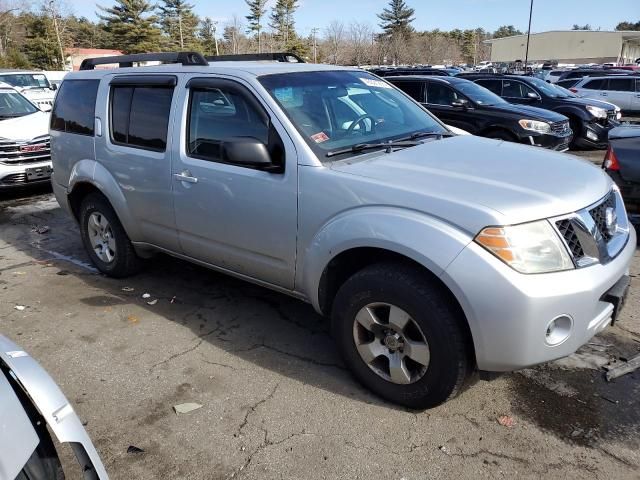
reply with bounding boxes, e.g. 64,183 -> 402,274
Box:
149,322 -> 226,371
235,341 -> 345,370
237,383 -> 280,436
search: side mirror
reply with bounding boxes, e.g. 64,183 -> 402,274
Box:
451,98 -> 470,109
222,137 -> 277,171
526,92 -> 541,101
50,84 -> 57,91
39,104 -> 52,112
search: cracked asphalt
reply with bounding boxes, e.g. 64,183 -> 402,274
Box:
1,166 -> 639,479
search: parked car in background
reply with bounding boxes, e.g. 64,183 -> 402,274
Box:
388,75 -> 572,151
0,83 -> 52,188
604,125 -> 640,212
540,69 -> 567,83
51,52 -> 635,409
0,335 -> 108,479
0,70 -> 57,110
42,70 -> 69,89
471,75 -> 619,148
371,67 -> 455,77
556,78 -> 582,90
556,68 -> 636,83
570,76 -> 640,115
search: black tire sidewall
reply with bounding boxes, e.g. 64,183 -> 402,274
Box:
332,264 -> 468,409
79,194 -> 132,277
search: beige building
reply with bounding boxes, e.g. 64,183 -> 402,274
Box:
485,30 -> 640,65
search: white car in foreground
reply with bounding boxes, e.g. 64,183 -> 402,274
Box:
0,83 -> 52,189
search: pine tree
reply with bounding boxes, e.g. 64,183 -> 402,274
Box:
245,0 -> 267,53
199,17 -> 217,56
270,0 -> 298,48
158,0 -> 200,50
98,0 -> 162,54
377,0 -> 415,37
23,13 -> 62,69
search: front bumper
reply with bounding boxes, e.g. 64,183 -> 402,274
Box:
523,131 -> 573,151
442,225 -> 636,372
573,118 -> 617,149
0,161 -> 52,188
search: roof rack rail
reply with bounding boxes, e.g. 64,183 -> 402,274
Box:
79,51 -> 208,71
206,52 -> 306,63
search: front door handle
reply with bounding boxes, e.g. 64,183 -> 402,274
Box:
601,92 -> 608,96
173,171 -> 198,184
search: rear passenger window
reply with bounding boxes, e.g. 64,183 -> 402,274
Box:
607,79 -> 634,92
394,82 -> 424,102
110,85 -> 174,151
583,79 -> 606,90
188,88 -> 269,164
50,80 -> 99,135
476,79 -> 502,95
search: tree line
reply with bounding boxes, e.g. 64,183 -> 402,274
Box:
0,0 -> 637,70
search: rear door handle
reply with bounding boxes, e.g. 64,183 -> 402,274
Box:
173,171 -> 198,184
601,92 -> 608,96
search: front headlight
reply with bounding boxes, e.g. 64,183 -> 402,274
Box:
586,105 -> 607,119
615,107 -> 622,120
518,119 -> 551,133
475,220 -> 574,274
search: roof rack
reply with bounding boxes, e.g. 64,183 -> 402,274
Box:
79,52 -> 208,71
206,52 -> 306,63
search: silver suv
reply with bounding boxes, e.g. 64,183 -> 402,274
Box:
571,75 -> 640,114
50,52 -> 636,409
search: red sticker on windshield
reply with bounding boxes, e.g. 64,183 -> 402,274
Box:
311,132 -> 330,143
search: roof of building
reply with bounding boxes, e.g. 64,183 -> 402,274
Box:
485,30 -> 640,44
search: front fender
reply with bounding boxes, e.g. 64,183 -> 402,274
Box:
68,159 -> 142,241
300,206 -> 473,312
0,335 -> 109,479
553,105 -> 590,122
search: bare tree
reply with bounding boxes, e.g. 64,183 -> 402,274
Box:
324,20 -> 344,65
348,21 -> 372,66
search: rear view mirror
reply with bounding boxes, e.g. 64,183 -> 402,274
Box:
222,137 -> 279,171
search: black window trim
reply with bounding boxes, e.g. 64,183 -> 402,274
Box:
108,78 -> 176,153
185,77 -> 281,171
50,79 -> 100,137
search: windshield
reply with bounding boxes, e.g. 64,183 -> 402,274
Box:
0,90 -> 38,117
0,73 -> 50,89
455,81 -> 507,106
524,77 -> 572,98
259,71 -> 448,160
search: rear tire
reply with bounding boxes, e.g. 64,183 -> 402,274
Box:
331,262 -> 471,409
79,193 -> 141,278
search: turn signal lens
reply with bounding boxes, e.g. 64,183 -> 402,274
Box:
475,221 -> 574,274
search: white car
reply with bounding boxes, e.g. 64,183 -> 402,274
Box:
571,76 -> 640,114
0,70 -> 57,110
0,83 -> 52,188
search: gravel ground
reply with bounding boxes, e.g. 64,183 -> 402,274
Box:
1,156 -> 639,479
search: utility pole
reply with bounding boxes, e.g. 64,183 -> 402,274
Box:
524,0 -> 534,72
311,27 -> 319,63
48,0 -> 66,70
212,20 -> 219,56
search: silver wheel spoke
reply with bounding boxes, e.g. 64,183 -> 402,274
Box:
107,236 -> 116,252
89,214 -> 101,232
388,305 -> 411,331
99,215 -> 109,230
355,307 -> 379,332
356,341 -> 385,364
389,353 -> 411,384
404,339 -> 430,366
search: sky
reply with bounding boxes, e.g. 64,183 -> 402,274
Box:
65,0 -> 639,37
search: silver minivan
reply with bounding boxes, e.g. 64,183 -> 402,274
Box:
50,52 -> 636,408
572,76 -> 640,114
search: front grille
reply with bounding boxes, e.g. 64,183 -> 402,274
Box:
590,192 -> 616,242
34,100 -> 53,107
556,219 -> 584,258
607,112 -> 617,122
0,172 -> 27,185
551,120 -> 570,135
0,136 -> 51,165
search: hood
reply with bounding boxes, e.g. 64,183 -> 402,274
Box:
330,135 -> 611,232
489,103 -> 567,122
0,111 -> 50,140
19,88 -> 55,101
561,95 -> 616,111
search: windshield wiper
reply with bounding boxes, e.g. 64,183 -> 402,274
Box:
326,140 -> 422,158
397,131 -> 455,142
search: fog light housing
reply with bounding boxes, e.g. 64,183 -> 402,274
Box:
545,315 -> 573,346
586,129 -> 598,141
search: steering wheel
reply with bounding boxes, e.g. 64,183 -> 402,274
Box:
346,114 -> 377,136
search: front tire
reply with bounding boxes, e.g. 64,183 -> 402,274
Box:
79,193 -> 141,278
331,263 -> 471,409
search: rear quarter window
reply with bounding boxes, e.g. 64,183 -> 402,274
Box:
582,79 -> 606,90
50,79 -> 99,136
